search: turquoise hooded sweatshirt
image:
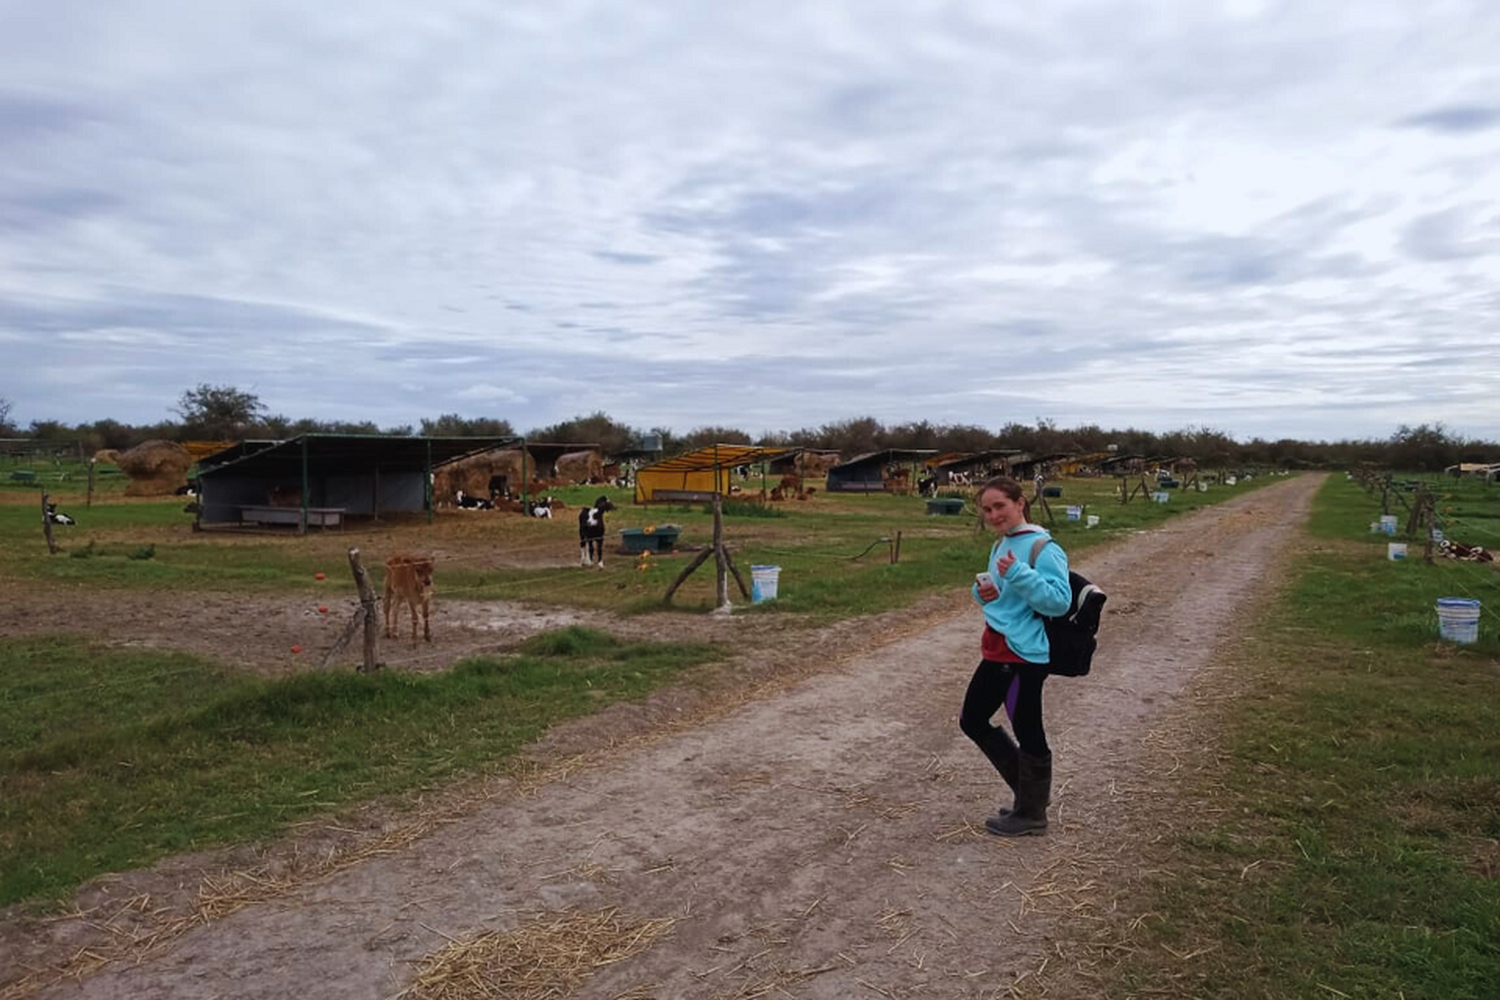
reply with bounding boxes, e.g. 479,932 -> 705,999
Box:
972,525 -> 1072,663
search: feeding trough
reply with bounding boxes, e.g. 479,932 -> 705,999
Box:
620,524 -> 682,554
925,497 -> 965,516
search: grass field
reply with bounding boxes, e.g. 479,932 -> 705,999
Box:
1085,472 -> 1500,1000
0,467 -> 1269,609
0,469 -> 1278,909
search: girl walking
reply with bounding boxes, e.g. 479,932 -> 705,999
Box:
959,476 -> 1072,836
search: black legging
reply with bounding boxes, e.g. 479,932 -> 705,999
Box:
959,660 -> 1050,759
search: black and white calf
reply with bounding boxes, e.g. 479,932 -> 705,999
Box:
45,503 -> 75,525
578,496 -> 615,568
455,489 -> 494,510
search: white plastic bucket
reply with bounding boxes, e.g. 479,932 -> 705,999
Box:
1387,542 -> 1406,561
1435,597 -> 1480,644
1066,505 -> 1082,521
750,564 -> 781,603
1086,514 -> 1100,529
1151,491 -> 1170,503
1379,515 -> 1399,536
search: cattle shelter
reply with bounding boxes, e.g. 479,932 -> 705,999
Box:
634,444 -> 794,504
824,449 -> 937,493
194,433 -> 517,531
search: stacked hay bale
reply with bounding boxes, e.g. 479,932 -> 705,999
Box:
796,451 -> 840,477
95,440 -> 194,496
432,448 -> 531,506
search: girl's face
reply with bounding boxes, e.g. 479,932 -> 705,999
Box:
979,488 -> 1027,534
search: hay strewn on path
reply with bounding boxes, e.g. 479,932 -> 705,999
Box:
392,907 -> 674,1000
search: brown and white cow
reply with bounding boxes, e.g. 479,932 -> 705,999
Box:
383,552 -> 433,643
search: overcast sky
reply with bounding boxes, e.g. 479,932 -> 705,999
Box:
3,0 -> 1498,443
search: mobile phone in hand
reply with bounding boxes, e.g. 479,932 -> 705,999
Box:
975,572 -> 996,589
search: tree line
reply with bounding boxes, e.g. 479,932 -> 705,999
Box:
1,386 -> 1495,474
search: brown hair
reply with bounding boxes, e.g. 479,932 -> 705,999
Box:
976,475 -> 1030,519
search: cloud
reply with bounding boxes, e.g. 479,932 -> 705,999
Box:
1396,104 -> 1500,134
1399,206 -> 1499,261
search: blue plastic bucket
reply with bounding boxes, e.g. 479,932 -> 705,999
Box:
750,565 -> 781,603
1435,597 -> 1480,644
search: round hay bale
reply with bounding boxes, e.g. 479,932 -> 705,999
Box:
112,440 -> 194,496
555,449 -> 603,484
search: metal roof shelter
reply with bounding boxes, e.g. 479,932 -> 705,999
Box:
825,449 -> 938,493
1009,451 -> 1075,480
634,444 -> 794,504
195,433 -> 518,531
929,450 -> 1027,481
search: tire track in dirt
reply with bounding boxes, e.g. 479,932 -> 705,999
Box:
17,475 -> 1323,999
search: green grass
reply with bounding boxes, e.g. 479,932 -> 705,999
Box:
0,473 -> 1280,613
0,471 -> 1283,908
0,628 -> 724,906
1104,472 -> 1500,1000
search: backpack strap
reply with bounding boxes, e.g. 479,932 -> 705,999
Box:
1027,537 -> 1053,567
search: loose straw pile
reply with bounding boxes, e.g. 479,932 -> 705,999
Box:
393,907 -> 674,1000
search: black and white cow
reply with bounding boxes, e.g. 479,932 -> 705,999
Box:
578,495 -> 615,568
45,503 -> 75,525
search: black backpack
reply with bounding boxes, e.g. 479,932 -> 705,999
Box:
1027,538 -> 1107,677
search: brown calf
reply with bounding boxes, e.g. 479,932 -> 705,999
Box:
383,553 -> 433,643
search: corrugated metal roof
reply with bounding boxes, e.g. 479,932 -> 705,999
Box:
829,448 -> 939,470
198,433 -> 520,478
638,444 -> 796,474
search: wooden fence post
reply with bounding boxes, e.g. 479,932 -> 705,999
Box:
41,491 -> 58,554
664,493 -> 749,605
712,493 -> 727,608
348,547 -> 381,673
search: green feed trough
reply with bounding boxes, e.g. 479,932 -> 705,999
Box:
620,525 -> 682,553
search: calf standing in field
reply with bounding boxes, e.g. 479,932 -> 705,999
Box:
383,553 -> 434,643
578,496 -> 615,568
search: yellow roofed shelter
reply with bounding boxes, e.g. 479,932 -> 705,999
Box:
634,444 -> 795,504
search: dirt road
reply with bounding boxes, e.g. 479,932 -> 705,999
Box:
11,474 -> 1322,999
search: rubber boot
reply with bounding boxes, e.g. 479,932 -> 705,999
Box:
985,751 -> 1051,837
980,731 -> 1020,822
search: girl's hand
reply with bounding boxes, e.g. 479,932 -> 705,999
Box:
995,550 -> 1017,577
